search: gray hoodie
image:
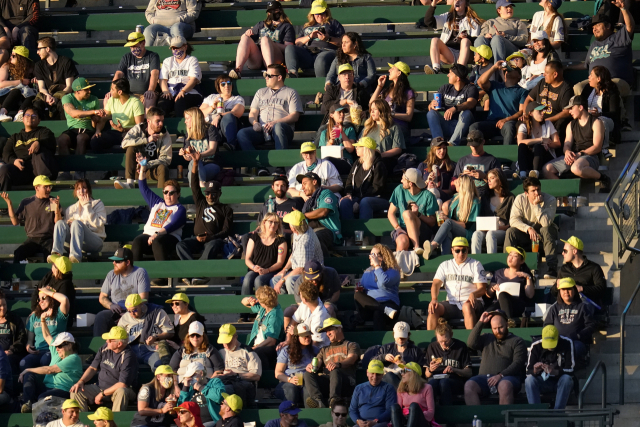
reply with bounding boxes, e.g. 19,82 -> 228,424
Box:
121,122 -> 173,169
479,17 -> 529,48
145,0 -> 201,30
467,319 -> 527,380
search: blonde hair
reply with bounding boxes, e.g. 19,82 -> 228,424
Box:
259,212 -> 284,239
452,174 -> 478,223
359,146 -> 375,171
363,100 -> 393,140
304,8 -> 332,28
185,107 -> 207,141
256,286 -> 278,309
373,244 -> 399,271
397,370 -> 427,395
435,318 -> 452,338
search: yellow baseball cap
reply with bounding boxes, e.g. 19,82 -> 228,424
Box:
218,324 -> 237,344
61,399 -> 81,410
399,361 -> 422,376
283,210 -> 307,227
338,63 -> 354,74
87,407 -> 113,421
48,254 -> 72,274
33,175 -> 52,187
300,142 -> 317,153
505,246 -> 526,261
318,317 -> 342,332
125,294 -> 147,308
101,326 -> 128,341
541,325 -> 559,349
452,237 -> 469,247
124,31 -> 145,47
367,360 -> 384,374
561,236 -> 584,251
309,0 -> 327,14
557,277 -> 576,289
353,137 -> 377,150
12,46 -> 31,61
506,51 -> 526,62
165,293 -> 189,304
222,393 -> 243,413
388,61 -> 410,76
155,365 -> 177,376
471,45 -> 493,60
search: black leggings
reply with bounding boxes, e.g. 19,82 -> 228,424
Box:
157,93 -> 202,118
518,143 -> 555,174
0,90 -> 33,115
131,233 -> 179,261
354,292 -> 400,331
485,292 -> 527,319
391,403 -> 430,427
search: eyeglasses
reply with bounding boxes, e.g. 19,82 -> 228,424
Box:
333,412 -> 347,417
264,73 -> 279,79
163,190 -> 177,196
24,114 -> 38,119
220,81 -> 232,87
453,249 -> 468,254
171,302 -> 182,307
128,307 -> 140,314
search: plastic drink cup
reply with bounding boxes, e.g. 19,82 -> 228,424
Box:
532,240 -> 539,253
350,104 -> 362,125
295,372 -> 304,386
331,126 -> 341,139
437,210 -> 445,226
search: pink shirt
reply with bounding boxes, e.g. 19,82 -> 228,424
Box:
397,384 -> 435,422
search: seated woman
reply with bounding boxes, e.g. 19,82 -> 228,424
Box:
423,0 -> 483,73
31,255 -> 76,327
580,65 -> 620,154
424,318 -> 471,406
544,277 -> 595,359
241,286 -> 284,370
390,362 -> 435,427
471,169 -> 514,254
19,328 -> 81,413
132,155 -> 186,267
200,75 -> 245,151
370,62 -> 415,143
286,142 -> 343,200
158,37 -> 203,118
51,179 -> 106,263
165,293 -> 206,348
519,31 -> 559,91
274,324 -> 319,406
229,2 -> 295,79
325,32 -> 376,91
285,0 -> 344,78
516,101 -> 561,179
143,0 -> 201,46
22,287 -> 70,371
371,321 -> 425,389
178,361 -> 227,427
424,174 -> 480,259
354,244 -> 401,330
179,107 -> 219,186
317,104 -> 357,174
339,137 -> 388,220
170,321 -> 224,380
360,99 -> 405,172
417,137 -> 456,202
130,365 -> 179,427
484,246 -> 534,322
0,46 -> 35,121
0,290 -> 27,372
531,0 -> 565,50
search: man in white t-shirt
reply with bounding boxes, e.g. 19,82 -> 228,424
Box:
288,142 -> 343,200
45,399 -> 86,427
427,237 -> 487,330
287,281 -> 330,348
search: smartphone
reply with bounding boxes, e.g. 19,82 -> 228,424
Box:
466,166 -> 475,171
318,27 -> 326,34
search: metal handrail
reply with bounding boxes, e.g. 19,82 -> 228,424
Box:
579,360 -> 607,409
618,278 -> 640,405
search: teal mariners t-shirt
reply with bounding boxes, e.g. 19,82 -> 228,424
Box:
27,310 -> 69,352
389,184 -> 438,228
44,344 -> 83,391
315,189 -> 343,245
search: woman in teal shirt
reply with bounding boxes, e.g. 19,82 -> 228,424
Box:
317,104 -> 357,174
241,286 -> 283,371
425,174 -> 481,258
21,287 -> 70,371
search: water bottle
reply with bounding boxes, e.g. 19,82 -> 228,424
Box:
472,415 -> 478,427
267,195 -> 275,213
488,374 -> 497,394
476,416 -> 483,427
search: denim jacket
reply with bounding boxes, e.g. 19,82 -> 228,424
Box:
326,53 -> 376,89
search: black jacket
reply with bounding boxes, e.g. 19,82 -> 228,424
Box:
344,151 -> 387,199
544,301 -> 596,345
0,0 -> 39,28
191,163 -> 233,239
579,85 -> 621,145
552,258 -> 607,308
371,340 -> 426,367
321,82 -> 370,124
2,311 -> 27,355
30,270 -> 76,327
526,335 -> 575,377
3,126 -> 56,164
479,191 -> 515,226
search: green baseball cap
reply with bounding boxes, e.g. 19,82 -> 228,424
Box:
71,77 -> 95,92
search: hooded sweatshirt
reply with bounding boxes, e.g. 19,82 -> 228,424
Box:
121,123 -> 172,169
64,199 -> 107,239
3,127 -> 56,164
479,17 -> 529,48
553,258 -> 607,307
544,300 -> 595,345
191,164 -> 233,239
179,377 -> 226,424
145,0 -> 201,30
467,319 -> 527,380
344,151 -> 388,199
30,270 -> 76,326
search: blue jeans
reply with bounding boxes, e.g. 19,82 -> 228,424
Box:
209,113 -> 240,148
469,120 -> 518,146
284,45 -> 337,77
471,229 -> 506,254
339,196 -> 390,220
241,271 -> 277,295
187,160 -> 221,186
130,344 -> 162,370
426,110 -> 474,146
274,381 -> 305,406
176,236 -> 225,261
525,374 -> 573,409
573,340 -> 587,360
433,218 -> 469,254
52,220 -> 104,261
474,35 -> 519,62
143,22 -> 194,46
270,274 -> 301,295
23,371 -> 70,403
20,351 -> 51,371
237,122 -> 294,151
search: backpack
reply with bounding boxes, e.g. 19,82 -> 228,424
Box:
397,306 -> 426,330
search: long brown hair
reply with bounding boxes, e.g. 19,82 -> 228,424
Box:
487,168 -> 509,198
591,65 -> 619,99
265,9 -> 293,27
424,146 -> 455,173
184,333 -> 210,354
336,32 -> 369,64
363,100 -> 393,140
445,0 -> 484,30
34,295 -> 60,318
286,332 -> 305,366
304,8 -> 333,28
8,53 -> 29,80
542,6 -> 567,44
382,72 -> 413,108
373,243 -> 399,272
73,179 -> 93,199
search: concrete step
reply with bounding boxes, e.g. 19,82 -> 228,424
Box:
575,218 -> 613,230
576,205 -> 612,219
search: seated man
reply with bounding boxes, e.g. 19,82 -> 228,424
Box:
321,64 -> 370,124
70,326 -> 138,412
505,177 -> 558,278
470,61 -> 527,146
93,248 -> 150,336
264,401 -> 309,427
216,324 -> 262,409
117,294 -> 174,369
298,171 -> 343,255
387,168 -> 437,254
287,280 -> 331,348
304,318 -> 360,408
117,106 -> 171,189
451,130 -> 500,197
176,151 -> 233,280
0,108 -> 57,191
542,95 -> 611,192
349,360 -> 396,427
215,393 -> 243,427
287,142 -> 343,200
426,64 -> 478,146
464,310 -> 527,405
1,175 -> 61,263
427,237 -> 487,330
0,0 -> 39,54
113,32 -> 161,110
525,325 -> 575,409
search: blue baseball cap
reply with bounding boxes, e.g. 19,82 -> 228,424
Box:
279,401 -> 302,415
496,0 -> 514,9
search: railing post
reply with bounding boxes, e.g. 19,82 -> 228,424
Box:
620,314 -> 625,405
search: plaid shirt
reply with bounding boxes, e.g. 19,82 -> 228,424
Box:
291,227 -> 324,269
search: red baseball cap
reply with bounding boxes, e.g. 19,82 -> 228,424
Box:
174,402 -> 205,427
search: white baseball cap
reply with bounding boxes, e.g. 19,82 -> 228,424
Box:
184,361 -> 205,378
531,31 -> 549,41
297,323 -> 312,337
188,321 -> 205,336
393,321 -> 410,339
51,332 -> 75,347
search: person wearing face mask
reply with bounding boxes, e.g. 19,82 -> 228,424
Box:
371,322 -> 425,389
178,362 -> 227,427
158,36 -> 202,118
131,365 -> 179,427
143,0 -> 201,47
264,401 -> 309,427
112,32 -> 161,111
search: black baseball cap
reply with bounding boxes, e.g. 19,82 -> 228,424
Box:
450,64 -> 469,80
267,1 -> 282,11
204,181 -> 222,194
272,174 -> 288,185
430,137 -> 447,148
296,172 -> 321,184
466,130 -> 485,147
109,247 -> 133,262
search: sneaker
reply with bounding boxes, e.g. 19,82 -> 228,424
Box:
306,397 -> 320,408
257,168 -> 270,176
273,167 -> 286,176
528,170 -> 539,178
423,240 -> 433,260
599,173 -> 611,193
602,148 -> 613,160
229,68 -> 242,80
69,255 -> 80,263
0,114 -> 12,122
21,401 -> 32,413
414,247 -> 424,256
543,269 -> 557,279
13,111 -> 23,122
181,278 -> 192,286
424,65 -> 439,75
384,306 -> 398,319
192,278 -> 210,285
114,179 -> 130,190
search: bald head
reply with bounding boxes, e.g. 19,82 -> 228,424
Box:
491,315 -> 508,340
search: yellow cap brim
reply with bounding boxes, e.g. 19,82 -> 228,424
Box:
541,337 -> 558,349
217,334 -> 233,344
124,38 -> 144,47
79,84 -> 96,90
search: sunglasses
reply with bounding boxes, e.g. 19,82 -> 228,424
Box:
39,296 -> 49,302
128,307 -> 140,314
36,47 -> 46,51
56,342 -> 69,348
220,81 -> 232,87
171,302 -> 183,307
163,190 -> 178,196
453,249 -> 468,254
333,413 -> 347,417
189,333 -> 202,338
113,259 -> 126,264
264,73 -> 279,79
178,410 -> 190,415
562,249 -> 570,254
